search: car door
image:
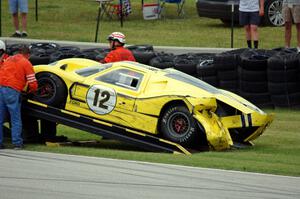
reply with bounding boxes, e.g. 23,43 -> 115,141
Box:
93,68 -> 144,112
69,67 -> 146,126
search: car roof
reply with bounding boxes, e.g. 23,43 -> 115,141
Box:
111,61 -> 161,73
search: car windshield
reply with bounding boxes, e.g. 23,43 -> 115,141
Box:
164,68 -> 263,112
75,63 -> 113,77
163,68 -> 220,94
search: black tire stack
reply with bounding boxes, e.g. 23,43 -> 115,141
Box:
149,52 -> 175,69
127,45 -> 156,65
49,46 -> 82,63
75,48 -> 110,61
173,53 -> 199,76
195,53 -> 218,87
238,49 -> 276,108
267,49 -> 300,109
6,43 -> 31,55
29,42 -> 60,65
6,42 -> 110,65
214,49 -> 243,93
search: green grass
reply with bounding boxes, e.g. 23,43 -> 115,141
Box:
1,0 -> 299,49
1,1 -> 300,176
24,109 -> 300,177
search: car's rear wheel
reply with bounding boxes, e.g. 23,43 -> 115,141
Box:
264,0 -> 284,26
34,73 -> 67,108
160,105 -> 200,147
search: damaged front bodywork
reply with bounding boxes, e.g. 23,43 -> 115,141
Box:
186,94 -> 274,150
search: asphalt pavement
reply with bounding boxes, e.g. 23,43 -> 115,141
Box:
0,150 -> 299,199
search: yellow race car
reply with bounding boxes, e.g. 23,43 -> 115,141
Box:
32,58 -> 273,150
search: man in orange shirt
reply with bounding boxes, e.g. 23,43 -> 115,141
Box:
0,45 -> 38,149
100,32 -> 136,63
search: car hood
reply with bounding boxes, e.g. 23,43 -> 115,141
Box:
147,68 -> 264,114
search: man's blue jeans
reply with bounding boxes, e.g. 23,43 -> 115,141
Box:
0,86 -> 23,146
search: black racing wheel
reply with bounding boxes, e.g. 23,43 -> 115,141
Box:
34,72 -> 67,108
160,105 -> 201,146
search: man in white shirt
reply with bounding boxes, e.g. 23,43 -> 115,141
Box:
283,0 -> 300,52
239,0 -> 264,48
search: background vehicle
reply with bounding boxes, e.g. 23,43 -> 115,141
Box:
196,0 -> 284,26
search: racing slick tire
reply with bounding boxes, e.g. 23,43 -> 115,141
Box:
34,73 -> 67,108
6,43 -> 29,55
126,44 -> 154,51
267,68 -> 300,83
198,76 -> 219,87
267,53 -> 299,71
238,91 -> 272,106
196,59 -> 217,77
214,53 -> 237,71
271,92 -> 300,108
240,49 -> 275,71
149,54 -> 175,69
126,45 -> 155,64
239,68 -> 267,82
75,48 -> 109,61
268,82 -> 300,95
240,80 -> 268,93
160,105 -> 200,147
29,42 -> 60,54
219,80 -> 238,93
49,46 -> 81,62
217,69 -> 238,81
131,50 -> 156,65
29,52 -> 51,65
174,59 -> 197,76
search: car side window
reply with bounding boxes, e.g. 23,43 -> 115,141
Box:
96,69 -> 143,90
75,64 -> 113,77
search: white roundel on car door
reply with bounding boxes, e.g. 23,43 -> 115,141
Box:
86,85 -> 117,115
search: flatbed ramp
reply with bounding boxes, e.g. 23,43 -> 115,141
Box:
22,100 -> 191,155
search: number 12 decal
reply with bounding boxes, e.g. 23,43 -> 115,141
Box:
87,85 -> 117,115
93,89 -> 110,109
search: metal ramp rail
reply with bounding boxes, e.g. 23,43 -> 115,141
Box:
22,99 -> 191,155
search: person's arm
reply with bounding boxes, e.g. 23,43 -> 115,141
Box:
129,51 -> 136,62
24,62 -> 38,93
27,74 -> 38,93
259,0 -> 265,16
103,51 -> 116,63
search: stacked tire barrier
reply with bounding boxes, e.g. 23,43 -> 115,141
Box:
238,49 -> 276,108
268,49 -> 300,108
195,53 -> 218,87
6,42 -> 300,109
149,52 -> 175,69
126,45 -> 156,65
214,49 -> 244,93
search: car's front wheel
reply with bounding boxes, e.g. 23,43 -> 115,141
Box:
33,72 -> 67,108
264,0 -> 284,26
160,106 -> 200,147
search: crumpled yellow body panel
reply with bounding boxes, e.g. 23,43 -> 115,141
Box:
194,111 -> 233,150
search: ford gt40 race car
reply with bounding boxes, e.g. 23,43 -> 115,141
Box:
32,58 -> 274,150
